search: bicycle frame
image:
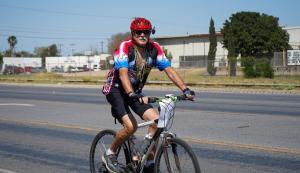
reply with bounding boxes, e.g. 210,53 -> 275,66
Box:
123,94 -> 181,173
125,125 -> 173,173
90,94 -> 200,173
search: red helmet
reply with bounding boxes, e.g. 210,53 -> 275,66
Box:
130,17 -> 152,32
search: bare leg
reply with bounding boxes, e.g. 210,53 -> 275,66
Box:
110,114 -> 137,152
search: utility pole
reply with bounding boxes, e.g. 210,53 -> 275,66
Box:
100,41 -> 104,54
70,43 -> 75,56
58,44 -> 63,56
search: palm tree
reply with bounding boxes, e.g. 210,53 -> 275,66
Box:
7,35 -> 17,57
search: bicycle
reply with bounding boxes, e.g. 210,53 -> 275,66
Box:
90,94 -> 201,173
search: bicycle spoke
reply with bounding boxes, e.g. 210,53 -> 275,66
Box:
156,138 -> 200,173
99,139 -> 107,153
90,130 -> 129,173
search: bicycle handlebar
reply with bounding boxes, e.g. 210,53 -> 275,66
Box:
148,94 -> 191,103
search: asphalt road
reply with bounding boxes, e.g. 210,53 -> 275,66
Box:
0,83 -> 300,173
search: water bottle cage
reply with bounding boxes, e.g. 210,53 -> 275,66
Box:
140,138 -> 152,154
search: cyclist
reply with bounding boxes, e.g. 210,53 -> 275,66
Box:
102,17 -> 195,173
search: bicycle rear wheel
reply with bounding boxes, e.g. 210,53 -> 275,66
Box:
89,129 -> 129,173
155,137 -> 201,173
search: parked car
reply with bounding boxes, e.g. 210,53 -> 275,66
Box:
31,67 -> 47,73
3,65 -> 24,75
67,66 -> 79,73
3,66 -> 15,75
51,66 -> 64,73
24,66 -> 33,73
77,67 -> 87,72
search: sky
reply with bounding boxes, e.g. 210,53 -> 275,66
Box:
0,0 -> 299,56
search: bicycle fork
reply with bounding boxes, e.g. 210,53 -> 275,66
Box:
161,132 -> 183,173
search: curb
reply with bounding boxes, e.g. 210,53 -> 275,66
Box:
1,82 -> 300,95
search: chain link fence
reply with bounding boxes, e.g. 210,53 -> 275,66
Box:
1,52 -> 299,76
272,51 -> 300,75
178,52 -> 300,75
179,55 -> 227,68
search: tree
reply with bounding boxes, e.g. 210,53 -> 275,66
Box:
48,44 -> 59,56
107,32 -> 131,54
15,51 -> 35,57
221,11 -> 290,76
222,12 -> 289,58
34,47 -> 48,57
207,17 -> 217,76
162,47 -> 173,61
0,52 -> 3,66
0,52 -> 3,71
34,47 -> 49,67
7,35 -> 17,57
34,44 -> 58,67
73,52 -> 85,56
227,26 -> 238,76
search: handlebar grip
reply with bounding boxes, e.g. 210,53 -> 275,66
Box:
177,94 -> 195,101
177,95 -> 187,100
148,97 -> 158,103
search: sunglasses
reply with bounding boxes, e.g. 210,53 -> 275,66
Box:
134,30 -> 151,36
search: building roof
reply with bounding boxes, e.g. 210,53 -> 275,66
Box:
283,26 -> 300,30
154,32 -> 222,40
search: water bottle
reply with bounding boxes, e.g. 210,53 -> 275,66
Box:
129,135 -> 140,161
139,134 -> 152,154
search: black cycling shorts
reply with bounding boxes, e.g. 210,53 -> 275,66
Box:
105,87 -> 153,124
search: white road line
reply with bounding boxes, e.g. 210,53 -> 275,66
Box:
0,168 -> 18,173
0,103 -> 35,107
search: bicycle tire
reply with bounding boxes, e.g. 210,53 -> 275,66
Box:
89,129 -> 129,173
154,137 -> 201,173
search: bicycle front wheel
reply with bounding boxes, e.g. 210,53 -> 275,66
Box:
89,129 -> 128,173
155,137 -> 201,173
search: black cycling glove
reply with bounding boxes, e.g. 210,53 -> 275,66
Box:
183,88 -> 195,99
129,93 -> 144,103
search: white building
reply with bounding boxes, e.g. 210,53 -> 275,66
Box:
154,33 -> 228,68
154,27 -> 300,68
1,57 -> 42,71
284,26 -> 300,50
45,54 -> 112,72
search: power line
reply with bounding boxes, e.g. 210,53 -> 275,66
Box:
0,24 -> 109,34
0,34 -> 108,40
0,4 -> 129,19
0,4 -> 202,29
0,28 -> 110,38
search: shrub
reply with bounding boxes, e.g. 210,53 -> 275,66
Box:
255,58 -> 274,78
242,57 -> 256,78
241,57 -> 274,78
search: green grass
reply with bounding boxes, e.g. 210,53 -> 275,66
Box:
148,68 -> 300,85
1,69 -> 300,90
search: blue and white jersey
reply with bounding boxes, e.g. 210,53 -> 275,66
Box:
103,39 -> 171,95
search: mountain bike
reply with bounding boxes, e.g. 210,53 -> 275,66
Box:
90,94 -> 201,173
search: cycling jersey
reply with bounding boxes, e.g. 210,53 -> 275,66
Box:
102,39 -> 171,95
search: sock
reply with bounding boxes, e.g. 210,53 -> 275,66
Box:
106,148 -> 115,155
146,160 -> 155,167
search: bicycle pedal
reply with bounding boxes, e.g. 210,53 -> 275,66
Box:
119,167 -> 129,173
99,166 -> 108,173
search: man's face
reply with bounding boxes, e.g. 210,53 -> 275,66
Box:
132,30 -> 151,47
